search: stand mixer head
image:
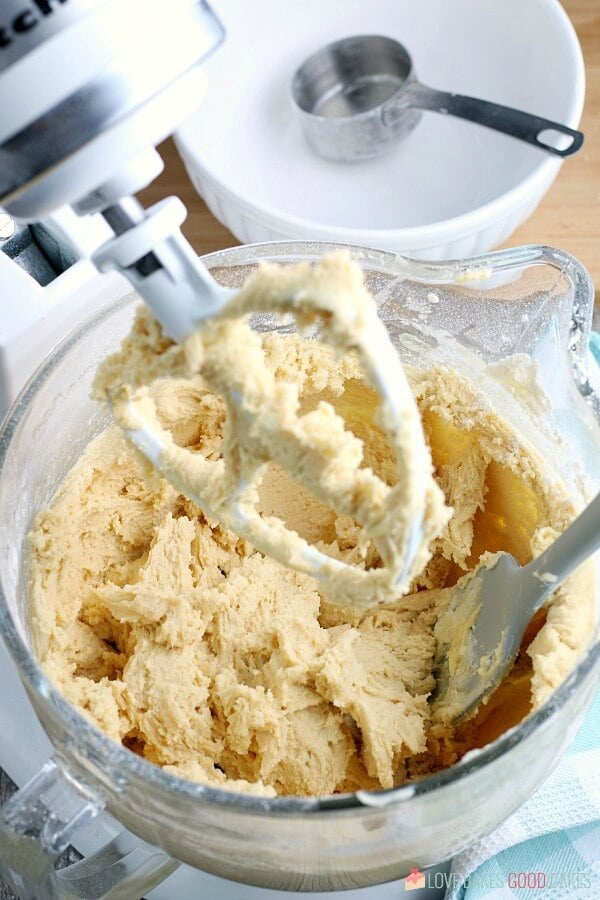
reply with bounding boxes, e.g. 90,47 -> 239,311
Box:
0,0 -> 442,605
0,0 -> 229,333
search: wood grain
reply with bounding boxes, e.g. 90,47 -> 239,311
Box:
508,0 -> 600,291
140,0 -> 600,300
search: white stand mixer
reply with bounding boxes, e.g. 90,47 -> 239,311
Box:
0,0 -> 225,412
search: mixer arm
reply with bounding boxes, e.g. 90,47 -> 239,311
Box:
0,0 -> 229,336
90,191 -> 234,341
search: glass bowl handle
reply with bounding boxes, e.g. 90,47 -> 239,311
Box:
0,757 -> 178,899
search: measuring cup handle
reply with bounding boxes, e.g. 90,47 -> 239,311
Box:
385,81 -> 584,157
0,757 -> 178,899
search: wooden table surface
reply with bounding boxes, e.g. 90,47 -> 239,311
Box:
1,3 -> 598,898
141,0 -> 600,303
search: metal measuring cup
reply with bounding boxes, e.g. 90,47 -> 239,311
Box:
291,35 -> 583,161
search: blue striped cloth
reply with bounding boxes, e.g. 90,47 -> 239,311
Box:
445,692 -> 600,899
444,334 -> 600,899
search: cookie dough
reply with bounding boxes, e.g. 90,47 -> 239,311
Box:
29,327 -> 595,796
94,253 -> 450,609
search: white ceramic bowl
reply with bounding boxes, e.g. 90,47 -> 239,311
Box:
176,0 -> 584,260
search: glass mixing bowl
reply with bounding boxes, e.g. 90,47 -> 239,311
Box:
0,242 -> 598,898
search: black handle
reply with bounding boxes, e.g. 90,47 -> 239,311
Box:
386,82 -> 584,157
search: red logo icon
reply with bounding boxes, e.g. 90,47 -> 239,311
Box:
405,867 -> 426,891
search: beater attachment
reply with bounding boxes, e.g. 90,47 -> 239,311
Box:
97,250 -> 449,609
